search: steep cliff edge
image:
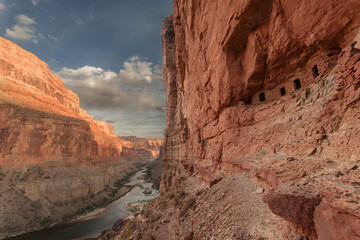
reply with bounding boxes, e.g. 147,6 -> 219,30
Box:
0,37 -> 162,238
101,1 -> 360,239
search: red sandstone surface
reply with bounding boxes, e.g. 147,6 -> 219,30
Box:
101,1 -> 360,239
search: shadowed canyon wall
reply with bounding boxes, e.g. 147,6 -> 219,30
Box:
0,37 -> 162,238
100,0 -> 360,239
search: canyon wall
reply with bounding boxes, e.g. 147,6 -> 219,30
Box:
118,136 -> 163,158
0,36 -> 148,166
0,37 -> 162,238
101,0 -> 360,239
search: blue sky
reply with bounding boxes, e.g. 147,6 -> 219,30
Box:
0,0 -> 172,138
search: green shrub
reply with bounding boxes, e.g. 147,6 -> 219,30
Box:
109,189 -> 118,197
127,205 -> 140,213
75,205 -> 95,215
93,197 -> 108,208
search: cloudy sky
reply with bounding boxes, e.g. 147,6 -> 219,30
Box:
0,0 -> 172,138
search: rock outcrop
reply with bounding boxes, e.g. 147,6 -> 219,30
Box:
102,0 -> 360,239
0,37 -> 162,238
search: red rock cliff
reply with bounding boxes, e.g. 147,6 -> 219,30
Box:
100,1 -> 360,240
118,136 -> 163,158
0,37 -> 159,165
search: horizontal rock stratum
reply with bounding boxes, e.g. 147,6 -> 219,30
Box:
0,37 -> 162,238
100,0 -> 360,239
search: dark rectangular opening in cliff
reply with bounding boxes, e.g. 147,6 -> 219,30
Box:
312,65 -> 319,78
259,92 -> 266,102
280,87 -> 286,96
245,96 -> 252,105
294,79 -> 301,90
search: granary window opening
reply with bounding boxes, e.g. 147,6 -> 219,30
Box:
280,87 -> 286,96
312,65 -> 319,78
259,92 -> 266,102
294,78 -> 301,90
245,96 -> 252,105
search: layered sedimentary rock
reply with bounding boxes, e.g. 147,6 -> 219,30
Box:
118,136 -> 163,158
102,1 -> 360,239
0,37 -> 162,238
0,37 -> 134,166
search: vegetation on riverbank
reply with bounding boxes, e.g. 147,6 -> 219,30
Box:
144,166 -> 160,190
126,199 -> 153,213
63,169 -> 139,221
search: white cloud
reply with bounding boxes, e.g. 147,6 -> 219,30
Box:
31,0 -> 49,7
15,14 -> 35,25
49,58 -> 59,64
120,56 -> 162,86
38,32 -> 46,39
5,14 -> 38,43
72,13 -> 94,25
38,32 -> 58,42
57,56 -> 164,110
0,3 -> 5,11
31,0 -> 44,6
120,56 -> 154,83
75,18 -> 84,25
57,56 -> 166,137
60,66 -> 111,80
47,34 -> 58,42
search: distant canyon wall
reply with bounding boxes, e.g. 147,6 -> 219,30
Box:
0,37 -> 162,238
118,136 -> 163,158
0,37 -> 162,166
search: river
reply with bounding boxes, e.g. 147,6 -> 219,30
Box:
5,168 -> 159,240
